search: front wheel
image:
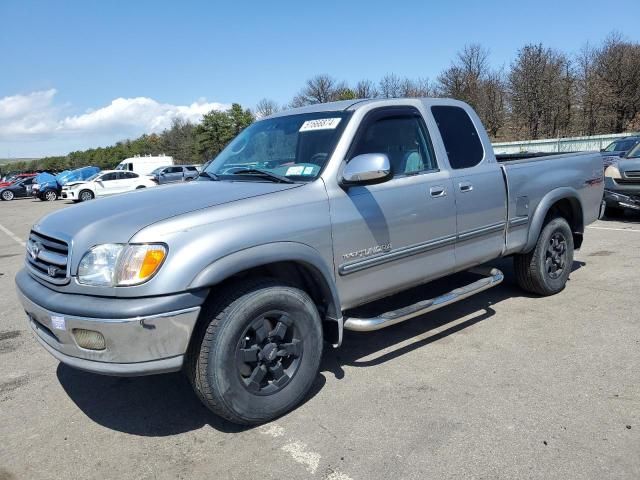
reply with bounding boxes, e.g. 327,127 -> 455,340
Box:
1,190 -> 14,201
187,279 -> 323,425
514,217 -> 574,296
79,190 -> 94,202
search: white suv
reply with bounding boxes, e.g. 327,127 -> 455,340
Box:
61,170 -> 156,202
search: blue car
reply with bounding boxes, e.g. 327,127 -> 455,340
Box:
33,166 -> 100,201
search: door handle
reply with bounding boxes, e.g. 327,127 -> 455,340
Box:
429,186 -> 446,197
458,182 -> 473,192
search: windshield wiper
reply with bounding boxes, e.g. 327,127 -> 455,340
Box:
198,171 -> 219,181
232,168 -> 294,184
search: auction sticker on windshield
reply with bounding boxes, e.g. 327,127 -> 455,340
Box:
299,118 -> 341,132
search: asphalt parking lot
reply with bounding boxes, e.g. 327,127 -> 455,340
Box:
0,198 -> 638,480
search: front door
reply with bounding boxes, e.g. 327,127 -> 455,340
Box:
430,105 -> 507,270
94,172 -> 118,196
329,107 -> 457,309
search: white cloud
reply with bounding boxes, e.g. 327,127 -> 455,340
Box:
0,89 -> 229,156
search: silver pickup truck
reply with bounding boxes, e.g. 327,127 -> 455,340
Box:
16,98 -> 604,424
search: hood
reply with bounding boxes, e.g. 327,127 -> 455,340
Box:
34,180 -> 301,255
616,157 -> 640,174
64,180 -> 89,188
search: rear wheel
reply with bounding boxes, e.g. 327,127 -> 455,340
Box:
1,190 -> 14,201
514,217 -> 574,296
44,190 -> 57,202
79,190 -> 94,202
187,279 -> 323,425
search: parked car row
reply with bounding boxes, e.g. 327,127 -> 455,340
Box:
602,139 -> 640,216
61,170 -> 157,201
0,160 -> 203,202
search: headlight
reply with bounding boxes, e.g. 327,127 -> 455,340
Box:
604,164 -> 621,179
78,243 -> 167,286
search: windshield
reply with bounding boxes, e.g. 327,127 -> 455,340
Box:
203,112 -> 351,182
605,139 -> 638,152
86,172 -> 101,181
150,167 -> 165,175
626,143 -> 640,159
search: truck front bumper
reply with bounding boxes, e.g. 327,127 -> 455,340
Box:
15,269 -> 203,376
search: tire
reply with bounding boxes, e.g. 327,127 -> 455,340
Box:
1,190 -> 14,201
79,190 -> 94,202
187,278 -> 323,425
605,205 -> 624,218
598,198 -> 606,220
514,217 -> 574,296
44,190 -> 57,202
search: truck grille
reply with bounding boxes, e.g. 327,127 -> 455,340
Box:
26,230 -> 70,285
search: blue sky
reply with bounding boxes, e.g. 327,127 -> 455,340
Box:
1,0 -> 639,157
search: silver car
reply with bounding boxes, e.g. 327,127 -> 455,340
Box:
151,165 -> 199,184
16,98 -> 603,425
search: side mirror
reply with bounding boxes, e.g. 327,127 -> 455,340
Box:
600,148 -> 605,152
342,153 -> 391,185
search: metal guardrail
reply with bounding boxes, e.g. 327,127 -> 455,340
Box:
492,132 -> 640,154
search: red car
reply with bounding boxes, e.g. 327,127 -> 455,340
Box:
0,173 -> 36,188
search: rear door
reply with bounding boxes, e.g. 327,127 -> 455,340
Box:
329,106 -> 457,308
430,105 -> 506,270
120,171 -> 140,191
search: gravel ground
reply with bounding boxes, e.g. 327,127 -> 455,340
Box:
0,197 -> 638,480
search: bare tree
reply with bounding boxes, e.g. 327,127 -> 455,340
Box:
290,74 -> 341,106
593,33 -> 640,132
437,44 -> 491,108
400,77 -> 434,97
479,70 -> 507,138
378,73 -> 402,98
255,98 -> 279,118
354,79 -> 378,98
508,44 -> 574,139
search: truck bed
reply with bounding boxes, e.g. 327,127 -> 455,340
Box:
500,151 -> 603,255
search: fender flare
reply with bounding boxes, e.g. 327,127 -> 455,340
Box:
188,241 -> 342,323
524,187 -> 584,252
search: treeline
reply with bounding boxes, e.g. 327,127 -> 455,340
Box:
264,33 -> 640,141
11,104 -> 254,172
13,32 -> 640,172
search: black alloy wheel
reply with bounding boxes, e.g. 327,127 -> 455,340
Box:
235,311 -> 302,395
545,232 -> 568,279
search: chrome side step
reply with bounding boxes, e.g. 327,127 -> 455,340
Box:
343,267 -> 504,332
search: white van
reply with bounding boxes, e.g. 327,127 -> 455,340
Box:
115,155 -> 174,176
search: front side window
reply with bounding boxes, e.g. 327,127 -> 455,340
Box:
431,106 -> 484,169
349,109 -> 437,176
100,173 -> 116,181
203,112 -> 351,182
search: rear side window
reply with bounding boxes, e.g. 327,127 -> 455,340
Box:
431,106 -> 484,169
